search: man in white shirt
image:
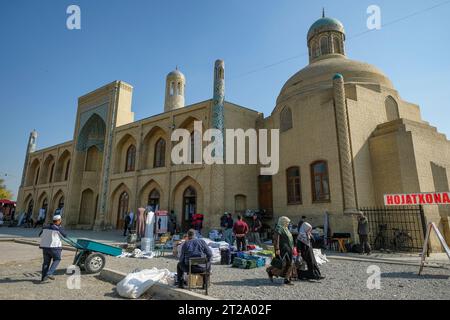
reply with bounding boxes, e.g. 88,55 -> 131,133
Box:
39,215 -> 67,282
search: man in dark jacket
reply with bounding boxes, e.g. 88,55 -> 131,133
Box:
123,212 -> 132,236
39,215 -> 67,282
357,212 -> 371,255
249,214 -> 263,246
221,213 -> 234,245
177,229 -> 212,289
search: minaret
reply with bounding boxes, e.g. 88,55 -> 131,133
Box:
20,130 -> 37,188
212,59 -> 225,157
333,74 -> 358,215
208,59 -> 226,231
164,67 -> 185,112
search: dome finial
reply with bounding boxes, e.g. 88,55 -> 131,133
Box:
322,7 -> 325,18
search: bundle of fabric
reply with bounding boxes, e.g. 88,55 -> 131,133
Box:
117,268 -> 174,299
210,247 -> 221,264
118,248 -> 156,259
202,238 -> 229,249
208,229 -> 222,241
313,249 -> 328,266
252,250 -> 274,257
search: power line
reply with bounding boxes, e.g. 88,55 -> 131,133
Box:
229,0 -> 450,80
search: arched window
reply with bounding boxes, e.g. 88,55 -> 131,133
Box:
154,138 -> 166,168
311,161 -> 330,202
170,82 -> 175,96
333,36 -> 341,54
280,107 -> 293,132
48,163 -> 55,183
85,146 -> 99,171
234,195 -> 247,214
286,167 -> 301,204
64,160 -> 71,181
190,133 -> 195,164
385,96 -> 399,121
314,41 -> 320,58
125,145 -> 136,172
34,168 -> 40,185
320,36 -> 329,55
147,189 -> 160,211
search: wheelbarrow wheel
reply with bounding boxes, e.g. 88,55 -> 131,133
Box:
84,253 -> 106,274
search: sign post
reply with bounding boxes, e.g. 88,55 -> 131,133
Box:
418,222 -> 450,275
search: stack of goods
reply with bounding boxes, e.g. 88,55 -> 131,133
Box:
208,229 -> 222,242
232,252 -> 266,269
254,250 -> 274,258
220,248 -> 232,265
232,257 -> 257,269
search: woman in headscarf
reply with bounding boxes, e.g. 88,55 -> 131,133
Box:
297,222 -> 325,281
266,216 -> 294,285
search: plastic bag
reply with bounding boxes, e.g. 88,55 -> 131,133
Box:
116,268 -> 172,299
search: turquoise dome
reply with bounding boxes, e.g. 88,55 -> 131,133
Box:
307,17 -> 345,41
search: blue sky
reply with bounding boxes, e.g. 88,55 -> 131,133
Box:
1,0 -> 449,199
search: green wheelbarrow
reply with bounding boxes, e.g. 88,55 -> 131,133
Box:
63,237 -> 123,274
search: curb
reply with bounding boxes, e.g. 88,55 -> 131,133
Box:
99,268 -> 217,300
327,255 -> 449,268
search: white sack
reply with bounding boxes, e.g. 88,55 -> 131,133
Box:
117,268 -> 172,299
313,249 -> 329,266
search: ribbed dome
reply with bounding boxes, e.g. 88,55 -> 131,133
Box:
276,55 -> 394,105
307,17 -> 345,42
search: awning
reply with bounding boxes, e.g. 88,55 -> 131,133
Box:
0,199 -> 16,205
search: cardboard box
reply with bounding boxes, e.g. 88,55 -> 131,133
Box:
183,273 -> 204,287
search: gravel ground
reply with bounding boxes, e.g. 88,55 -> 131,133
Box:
107,254 -> 450,300
0,242 -> 128,300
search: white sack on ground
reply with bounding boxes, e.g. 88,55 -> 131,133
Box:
117,268 -> 173,299
313,249 -> 329,266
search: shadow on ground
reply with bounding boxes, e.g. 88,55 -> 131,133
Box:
0,277 -> 41,285
212,277 -> 299,287
381,272 -> 449,280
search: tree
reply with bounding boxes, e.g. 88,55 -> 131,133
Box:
0,178 -> 13,200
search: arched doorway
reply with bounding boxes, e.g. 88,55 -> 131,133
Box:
40,198 -> 48,221
55,196 -> 64,216
27,199 -> 34,215
182,186 -> 196,231
117,192 -> 129,230
147,189 -> 160,212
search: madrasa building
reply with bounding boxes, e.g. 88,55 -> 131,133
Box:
16,15 -> 450,249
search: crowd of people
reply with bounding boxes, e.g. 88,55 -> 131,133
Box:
33,208 -> 371,287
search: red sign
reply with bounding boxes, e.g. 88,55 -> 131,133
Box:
384,192 -> 450,206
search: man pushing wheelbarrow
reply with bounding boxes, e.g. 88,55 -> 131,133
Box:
38,215 -> 66,282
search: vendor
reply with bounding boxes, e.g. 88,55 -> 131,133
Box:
220,212 -> 234,245
177,229 -> 212,289
38,215 -> 67,282
249,214 -> 263,246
